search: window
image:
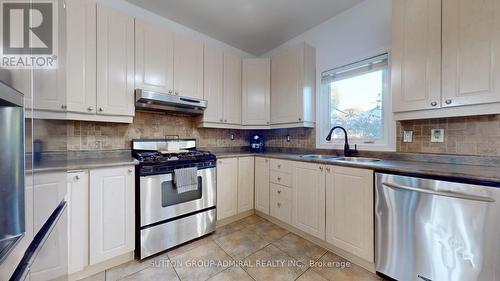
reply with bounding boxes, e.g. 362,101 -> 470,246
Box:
317,53 -> 395,151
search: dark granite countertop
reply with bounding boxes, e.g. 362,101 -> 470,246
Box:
26,150 -> 139,173
214,152 -> 500,187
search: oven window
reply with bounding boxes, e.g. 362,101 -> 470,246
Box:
161,176 -> 202,207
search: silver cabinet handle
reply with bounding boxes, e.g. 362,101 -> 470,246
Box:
98,107 -> 103,112
277,202 -> 281,207
224,119 -> 227,123
277,190 -> 281,194
87,106 -> 93,111
174,91 -> 179,96
298,118 -> 302,121
277,177 -> 281,181
168,90 -> 173,94
61,104 -> 67,109
219,119 -> 223,122
277,164 -> 281,168
445,99 -> 452,105
326,167 -> 331,172
75,175 -> 80,180
430,101 -> 438,107
128,169 -> 133,173
319,166 -> 323,171
265,159 -> 268,163
382,182 -> 495,203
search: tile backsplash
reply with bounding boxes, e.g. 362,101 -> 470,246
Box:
32,111 -> 500,156
397,115 -> 500,156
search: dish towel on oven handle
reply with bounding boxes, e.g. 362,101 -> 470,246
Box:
173,167 -> 198,193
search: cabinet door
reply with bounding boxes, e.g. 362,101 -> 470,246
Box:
254,157 -> 270,214
392,0 -> 442,112
203,46 -> 224,123
271,45 -> 302,124
237,157 -> 255,213
67,171 -> 89,274
32,0 -> 66,112
242,58 -> 270,125
292,162 -> 325,239
96,4 -> 135,116
30,172 -> 68,281
173,34 -> 204,99
66,0 -> 97,114
216,158 -> 238,220
135,19 -> 174,94
89,166 -> 135,265
223,53 -> 242,124
325,166 -> 373,262
442,0 -> 500,107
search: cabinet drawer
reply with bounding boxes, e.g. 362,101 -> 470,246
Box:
270,170 -> 292,186
270,195 -> 291,225
270,183 -> 292,201
270,159 -> 292,173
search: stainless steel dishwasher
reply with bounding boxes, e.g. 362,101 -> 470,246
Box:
375,173 -> 500,281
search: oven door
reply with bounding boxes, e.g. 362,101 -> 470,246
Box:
140,167 -> 216,227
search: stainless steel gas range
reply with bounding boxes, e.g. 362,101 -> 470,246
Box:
132,139 -> 216,259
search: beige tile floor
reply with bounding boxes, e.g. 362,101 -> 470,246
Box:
80,215 -> 383,281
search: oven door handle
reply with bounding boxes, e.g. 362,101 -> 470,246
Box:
382,182 -> 495,203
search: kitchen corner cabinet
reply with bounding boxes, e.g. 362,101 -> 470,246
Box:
242,58 -> 271,126
203,46 -> 224,123
89,166 -> 135,265
237,157 -> 255,213
325,166 -> 374,262
271,43 -> 315,126
392,0 -> 500,119
96,3 -> 135,117
135,19 -> 174,94
254,157 -> 270,214
223,53 -> 242,125
292,162 -> 325,239
174,34 -> 204,99
216,158 -> 238,220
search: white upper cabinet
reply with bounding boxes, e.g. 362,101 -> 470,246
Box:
89,166 -> 135,265
223,52 -> 242,124
391,0 -> 442,112
135,19 -> 174,94
271,43 -> 315,126
66,0 -> 97,114
325,166 -> 374,262
203,46 -> 224,123
174,34 -> 204,99
291,162 -> 325,240
237,157 -> 255,213
441,0 -> 500,107
96,3 -> 135,117
242,58 -> 271,126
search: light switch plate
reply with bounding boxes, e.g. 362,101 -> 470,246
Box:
403,131 -> 413,142
431,129 -> 445,142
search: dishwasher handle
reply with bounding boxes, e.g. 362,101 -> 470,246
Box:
382,182 -> 496,203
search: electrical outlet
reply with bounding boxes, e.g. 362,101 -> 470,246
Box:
431,129 -> 444,142
403,131 -> 413,142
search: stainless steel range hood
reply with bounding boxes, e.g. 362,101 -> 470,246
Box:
135,89 -> 207,115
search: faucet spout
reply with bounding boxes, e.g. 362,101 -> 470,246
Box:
325,126 -> 357,157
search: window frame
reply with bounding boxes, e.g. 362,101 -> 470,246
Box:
316,52 -> 396,151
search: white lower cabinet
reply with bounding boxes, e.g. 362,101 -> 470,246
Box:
291,162 -> 325,240
325,166 -> 374,262
237,157 -> 255,213
270,183 -> 292,224
216,158 -> 238,220
67,170 -> 89,274
30,171 -> 68,281
254,157 -> 270,214
89,166 -> 135,265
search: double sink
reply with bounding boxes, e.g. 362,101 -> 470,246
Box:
299,154 -> 381,163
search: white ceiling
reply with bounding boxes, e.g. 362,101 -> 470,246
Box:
125,0 -> 364,55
